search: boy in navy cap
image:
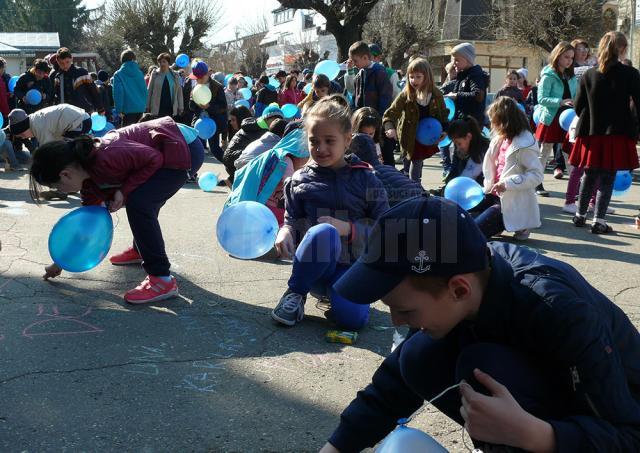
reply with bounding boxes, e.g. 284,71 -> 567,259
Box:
320,194 -> 640,453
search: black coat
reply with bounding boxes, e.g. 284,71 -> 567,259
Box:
186,78 -> 228,134
575,62 -> 640,138
451,64 -> 489,124
51,64 -> 103,113
14,71 -> 54,113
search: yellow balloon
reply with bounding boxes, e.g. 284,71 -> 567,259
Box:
192,84 -> 212,105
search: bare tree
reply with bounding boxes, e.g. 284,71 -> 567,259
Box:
491,0 -> 605,52
237,16 -> 270,76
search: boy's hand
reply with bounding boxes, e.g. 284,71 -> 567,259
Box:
43,263 -> 62,280
275,227 -> 295,260
108,190 -> 124,212
385,128 -> 398,140
460,369 -> 555,452
491,181 -> 506,195
317,216 -> 351,237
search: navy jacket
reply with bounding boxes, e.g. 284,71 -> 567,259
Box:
187,78 -> 228,134
348,133 -> 424,206
329,242 -> 640,452
354,63 -> 393,115
14,71 -> 54,113
284,154 -> 389,264
452,65 -> 488,124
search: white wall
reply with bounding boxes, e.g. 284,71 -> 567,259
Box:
4,57 -> 25,76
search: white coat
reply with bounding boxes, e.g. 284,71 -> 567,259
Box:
482,130 -> 544,232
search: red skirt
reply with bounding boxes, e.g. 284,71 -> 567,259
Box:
535,112 -> 566,143
569,135 -> 639,170
411,141 -> 439,161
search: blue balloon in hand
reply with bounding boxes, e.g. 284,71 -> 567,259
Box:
194,117 -> 217,139
91,112 -> 107,132
198,172 -> 218,192
235,99 -> 250,109
48,206 -> 113,273
559,108 -> 577,131
438,135 -> 452,148
444,176 -> 485,210
281,103 -> 299,119
25,89 -> 42,105
239,87 -> 252,100
377,420 -> 448,453
444,97 -> 455,121
532,106 -> 542,126
613,170 -> 633,196
314,59 -> 341,81
8,75 -> 19,93
416,118 -> 443,146
217,201 -> 279,259
176,54 -> 190,68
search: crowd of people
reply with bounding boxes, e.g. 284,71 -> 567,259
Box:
0,30 -> 639,452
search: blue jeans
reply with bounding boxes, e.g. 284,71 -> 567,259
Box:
440,144 -> 452,174
188,138 -> 205,176
1,141 -> 30,168
288,223 -> 370,330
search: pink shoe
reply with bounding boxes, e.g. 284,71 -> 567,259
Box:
124,276 -> 178,304
109,246 -> 143,265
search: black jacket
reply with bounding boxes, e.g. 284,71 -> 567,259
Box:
451,65 -> 488,124
187,78 -> 228,134
14,71 -> 54,113
329,242 -> 640,453
575,62 -> 640,138
222,117 -> 264,179
51,64 -> 103,113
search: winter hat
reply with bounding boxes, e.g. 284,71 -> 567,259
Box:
213,71 -> 225,84
8,109 -> 30,135
517,68 -> 529,80
368,43 -> 382,57
189,60 -> 209,80
257,105 -> 284,129
97,70 -> 109,82
451,42 -> 476,66
268,118 -> 288,137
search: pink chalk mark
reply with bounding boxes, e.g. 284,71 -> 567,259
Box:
22,305 -> 104,339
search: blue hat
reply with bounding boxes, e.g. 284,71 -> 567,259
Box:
257,105 -> 284,129
369,43 -> 382,57
189,60 -> 209,79
333,194 -> 489,305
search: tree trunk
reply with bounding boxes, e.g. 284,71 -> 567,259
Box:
326,21 -> 363,62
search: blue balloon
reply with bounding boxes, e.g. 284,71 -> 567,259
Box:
444,176 -> 485,210
198,171 -> 218,192
0,129 -> 5,146
303,83 -> 312,94
25,89 -> 42,105
239,87 -> 252,100
314,59 -> 340,81
438,135 -> 452,148
532,106 -> 542,126
377,421 -> 448,453
517,102 -> 526,112
194,117 -> 217,139
613,170 -> 633,196
235,99 -> 250,109
559,108 -> 576,131
416,118 -> 443,146
281,103 -> 299,119
243,76 -> 254,89
176,53 -> 190,68
91,112 -> 107,132
224,74 -> 233,86
268,77 -> 279,89
48,206 -> 113,273
217,201 -> 279,259
8,75 -> 18,93
0,114 -> 3,128
482,126 -> 491,139
444,97 -> 455,121
92,122 -> 115,138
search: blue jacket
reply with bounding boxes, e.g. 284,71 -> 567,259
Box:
285,154 -> 389,264
353,62 -> 393,114
113,61 -> 147,114
329,242 -> 640,453
255,84 -> 278,117
537,65 -> 577,126
451,64 -> 489,124
348,133 -> 424,206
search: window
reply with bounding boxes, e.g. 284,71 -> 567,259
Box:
274,8 -> 295,25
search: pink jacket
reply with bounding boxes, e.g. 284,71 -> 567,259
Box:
279,88 -> 304,106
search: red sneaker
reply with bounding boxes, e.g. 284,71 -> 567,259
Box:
109,247 -> 142,265
124,276 -> 178,304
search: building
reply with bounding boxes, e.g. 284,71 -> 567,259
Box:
259,6 -> 338,74
0,33 -> 61,75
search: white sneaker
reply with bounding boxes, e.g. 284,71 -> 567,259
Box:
562,203 -> 577,214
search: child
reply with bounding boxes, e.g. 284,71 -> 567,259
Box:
495,70 -> 524,104
227,105 -> 252,142
475,97 -> 543,241
271,96 -> 389,329
14,59 -> 53,114
346,41 -> 393,115
278,74 -> 304,106
382,57 -> 449,184
318,194 -> 640,453
298,73 -> 332,115
31,116 -> 205,304
254,75 -> 278,116
224,77 -> 243,112
446,42 -> 488,125
516,67 -> 531,99
535,41 -> 577,196
351,107 -> 383,163
443,116 -> 488,187
7,105 -> 91,144
570,31 -> 640,234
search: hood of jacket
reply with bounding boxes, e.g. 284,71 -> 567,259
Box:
117,61 -> 143,79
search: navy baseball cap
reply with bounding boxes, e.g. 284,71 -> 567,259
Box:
189,60 -> 209,80
333,194 -> 489,305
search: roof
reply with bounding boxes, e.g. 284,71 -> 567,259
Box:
0,42 -> 21,54
0,33 -> 60,51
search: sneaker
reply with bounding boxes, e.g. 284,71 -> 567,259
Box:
553,168 -> 564,179
572,215 -> 586,227
591,222 -> 613,234
124,275 -> 178,304
186,173 -> 197,183
562,203 -> 577,214
634,215 -> 640,229
535,184 -> 549,197
109,246 -> 143,265
10,165 -> 29,171
271,289 -> 306,326
588,204 -> 615,214
513,229 -> 530,241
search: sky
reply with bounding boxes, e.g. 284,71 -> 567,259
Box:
82,0 -> 281,45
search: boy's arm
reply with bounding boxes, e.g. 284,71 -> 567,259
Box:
455,73 -> 485,103
376,69 -> 394,113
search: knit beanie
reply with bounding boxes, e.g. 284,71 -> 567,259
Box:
97,70 -> 109,82
451,42 -> 476,66
8,109 -> 30,135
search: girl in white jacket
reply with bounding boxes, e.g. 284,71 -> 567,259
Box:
475,97 -> 544,240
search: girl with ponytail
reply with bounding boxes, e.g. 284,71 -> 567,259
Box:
569,31 -> 640,234
29,116 -> 205,303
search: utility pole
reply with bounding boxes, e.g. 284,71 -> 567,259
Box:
631,0 -> 636,65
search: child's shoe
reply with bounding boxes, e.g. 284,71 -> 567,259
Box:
271,289 -> 306,326
572,215 -> 586,227
562,203 -> 577,214
124,275 -> 178,304
513,229 -> 530,241
591,221 -> 613,235
553,168 -> 564,179
109,246 -> 143,265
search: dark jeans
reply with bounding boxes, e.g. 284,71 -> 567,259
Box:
122,112 -> 143,127
188,138 -> 205,177
399,330 -> 569,432
553,143 -> 566,171
473,194 -> 505,239
63,118 -> 92,139
127,168 -> 187,276
440,144 -> 452,174
577,168 -> 616,221
287,223 -> 369,330
201,131 -> 223,163
381,136 -> 396,166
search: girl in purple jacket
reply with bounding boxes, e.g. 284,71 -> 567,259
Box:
28,117 -> 204,304
271,96 -> 389,330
